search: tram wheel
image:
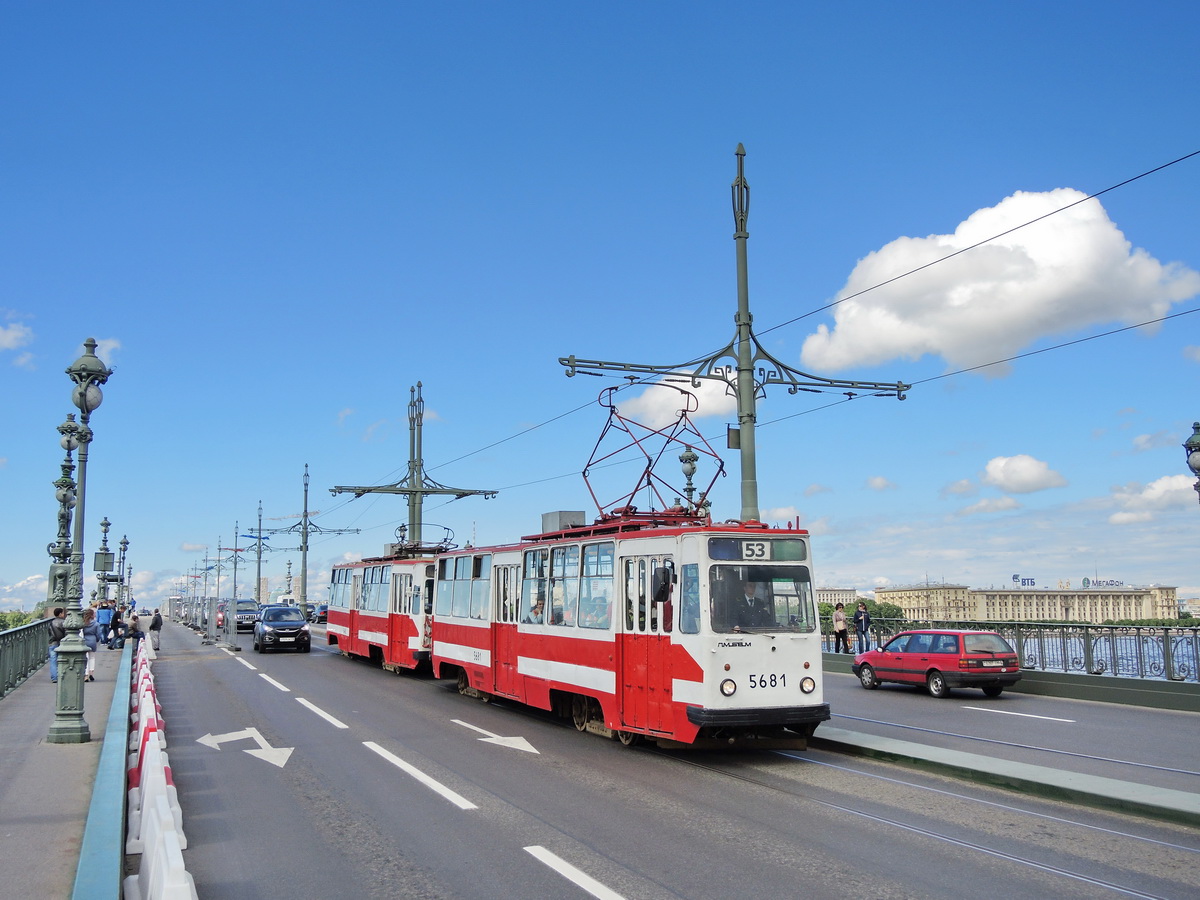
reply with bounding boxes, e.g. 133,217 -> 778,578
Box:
617,730 -> 641,747
572,696 -> 589,731
457,671 -> 471,695
926,670 -> 949,699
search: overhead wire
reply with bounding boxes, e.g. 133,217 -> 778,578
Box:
327,148 -> 1200,525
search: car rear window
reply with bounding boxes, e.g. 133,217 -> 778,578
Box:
931,635 -> 959,653
964,633 -> 1015,654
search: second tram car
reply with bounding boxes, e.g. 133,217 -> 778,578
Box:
326,554 -> 436,673
328,513 -> 829,748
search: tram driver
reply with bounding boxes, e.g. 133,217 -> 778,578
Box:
734,581 -> 772,629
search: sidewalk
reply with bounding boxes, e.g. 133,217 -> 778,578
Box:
0,641 -> 123,899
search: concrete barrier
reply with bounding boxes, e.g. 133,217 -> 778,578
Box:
122,795 -> 198,900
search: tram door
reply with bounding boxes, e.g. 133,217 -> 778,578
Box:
389,571 -> 412,666
492,564 -> 520,697
618,555 -> 674,733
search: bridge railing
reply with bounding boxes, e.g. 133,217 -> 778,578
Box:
822,617 -> 1200,683
0,619 -> 52,700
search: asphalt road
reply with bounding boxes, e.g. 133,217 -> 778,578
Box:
157,624 -> 1200,900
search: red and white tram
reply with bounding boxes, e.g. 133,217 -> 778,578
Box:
326,554 -> 436,673
429,512 -> 827,748
328,511 -> 829,748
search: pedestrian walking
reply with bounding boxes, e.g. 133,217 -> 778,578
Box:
96,601 -> 114,647
149,608 -> 163,651
832,602 -> 851,653
81,608 -> 100,682
852,601 -> 872,654
47,607 -> 67,682
109,607 -> 125,649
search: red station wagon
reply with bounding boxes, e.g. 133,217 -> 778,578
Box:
852,629 -> 1021,698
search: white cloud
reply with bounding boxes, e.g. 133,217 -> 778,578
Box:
761,506 -> 801,524
800,189 -> 1200,374
0,321 -> 33,351
1131,431 -> 1175,453
940,478 -> 976,498
180,542 -> 207,552
1185,346 -> 1200,363
957,496 -> 1022,516
1108,474 -> 1195,525
982,454 -> 1066,493
615,380 -> 737,430
336,408 -> 354,426
866,476 -> 896,491
804,483 -> 832,497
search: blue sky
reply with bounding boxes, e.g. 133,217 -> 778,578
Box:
3,2 -> 1198,611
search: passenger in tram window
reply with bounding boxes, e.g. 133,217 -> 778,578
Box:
523,599 -> 544,624
734,581 -> 771,629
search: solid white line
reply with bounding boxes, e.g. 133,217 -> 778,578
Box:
235,657 -> 257,670
297,697 -> 348,729
259,674 -> 291,692
524,846 -> 626,900
362,742 -> 477,810
961,706 -> 1074,722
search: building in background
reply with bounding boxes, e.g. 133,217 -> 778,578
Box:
816,587 -> 861,607
877,582 -> 1179,622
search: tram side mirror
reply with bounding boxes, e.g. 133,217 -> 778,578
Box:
651,566 -> 674,604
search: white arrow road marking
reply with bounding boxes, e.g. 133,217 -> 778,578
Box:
525,846 -> 626,900
196,727 -> 294,767
452,718 -> 539,754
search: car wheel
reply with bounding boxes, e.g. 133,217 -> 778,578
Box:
252,637 -> 260,652
982,685 -> 1003,698
858,664 -> 879,690
926,670 -> 949,698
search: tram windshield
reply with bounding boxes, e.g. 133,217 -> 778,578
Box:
709,564 -> 816,634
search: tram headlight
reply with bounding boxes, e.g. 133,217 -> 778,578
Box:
800,677 -> 816,694
719,678 -> 737,697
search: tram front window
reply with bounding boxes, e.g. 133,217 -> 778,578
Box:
709,565 -> 816,634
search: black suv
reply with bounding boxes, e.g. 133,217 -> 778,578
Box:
252,606 -> 312,653
234,600 -> 260,632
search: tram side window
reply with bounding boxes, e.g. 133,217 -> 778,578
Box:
679,564 -> 700,634
579,542 -> 613,629
470,554 -> 491,620
521,549 -> 548,623
435,558 -> 454,616
549,545 -> 579,626
495,566 -> 517,624
392,573 -> 412,616
452,556 -> 472,617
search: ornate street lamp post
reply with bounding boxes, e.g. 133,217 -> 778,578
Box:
48,337 -> 112,743
1185,422 -> 1200,505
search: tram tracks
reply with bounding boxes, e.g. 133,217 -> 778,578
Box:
833,713 -> 1200,780
646,745 -> 1199,900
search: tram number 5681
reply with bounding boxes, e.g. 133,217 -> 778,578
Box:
749,673 -> 785,689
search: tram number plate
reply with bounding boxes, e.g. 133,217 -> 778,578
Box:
748,673 -> 785,689
741,541 -> 772,560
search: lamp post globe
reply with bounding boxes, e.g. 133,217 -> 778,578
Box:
1185,422 -> 1200,506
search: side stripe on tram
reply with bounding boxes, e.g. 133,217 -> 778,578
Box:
518,656 -> 616,694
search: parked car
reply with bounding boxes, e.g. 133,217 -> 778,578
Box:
308,603 -> 328,624
252,606 -> 312,653
852,629 -> 1021,698
234,600 -> 261,632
